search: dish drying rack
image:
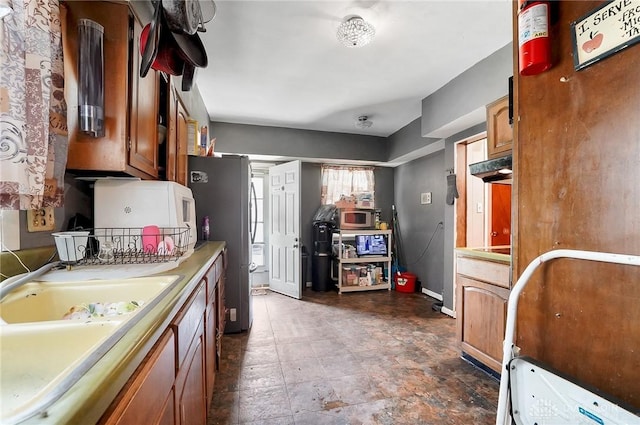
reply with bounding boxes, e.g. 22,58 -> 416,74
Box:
54,227 -> 191,266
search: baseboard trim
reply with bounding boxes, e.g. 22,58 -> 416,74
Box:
461,352 -> 500,381
441,306 -> 456,318
421,288 -> 443,301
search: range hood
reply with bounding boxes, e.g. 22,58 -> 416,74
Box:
469,155 -> 512,183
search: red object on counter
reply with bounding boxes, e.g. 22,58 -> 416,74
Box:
395,272 -> 417,293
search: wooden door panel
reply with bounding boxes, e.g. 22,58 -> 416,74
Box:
98,330 -> 176,425
490,184 -> 511,246
176,99 -> 188,186
128,16 -> 159,178
514,1 -> 640,407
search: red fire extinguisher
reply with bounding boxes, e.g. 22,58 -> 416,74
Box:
518,0 -> 551,76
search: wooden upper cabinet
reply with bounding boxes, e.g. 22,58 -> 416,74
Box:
62,1 -> 159,179
164,80 -> 189,186
486,95 -> 512,159
129,14 -> 159,177
175,93 -> 189,186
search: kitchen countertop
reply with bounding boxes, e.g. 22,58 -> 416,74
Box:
15,241 -> 225,425
456,246 -> 511,264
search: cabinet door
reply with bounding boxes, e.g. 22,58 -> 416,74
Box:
63,1 -> 129,172
217,274 -> 226,350
128,14 -> 159,178
165,81 -> 188,185
98,330 -> 176,425
157,388 -> 176,425
486,95 -> 512,159
205,302 -> 216,404
166,82 -> 178,183
175,97 -> 189,186
456,275 -> 509,372
172,282 -> 206,370
176,325 -> 206,425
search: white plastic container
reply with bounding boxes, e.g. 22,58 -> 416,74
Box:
52,231 -> 90,262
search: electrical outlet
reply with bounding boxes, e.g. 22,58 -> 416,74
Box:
27,207 -> 55,232
420,192 -> 432,205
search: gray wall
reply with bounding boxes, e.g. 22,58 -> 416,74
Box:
388,118 -> 440,162
210,122 -> 388,163
421,43 -> 512,138
180,83 -> 210,137
394,150 -> 446,297
301,163 -> 323,254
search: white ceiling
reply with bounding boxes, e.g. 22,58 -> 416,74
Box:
196,0 -> 513,138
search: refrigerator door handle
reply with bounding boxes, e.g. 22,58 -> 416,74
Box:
250,181 -> 257,244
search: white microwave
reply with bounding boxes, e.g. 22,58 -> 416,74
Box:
339,208 -> 374,230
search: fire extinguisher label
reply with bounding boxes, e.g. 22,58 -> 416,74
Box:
519,3 -> 549,47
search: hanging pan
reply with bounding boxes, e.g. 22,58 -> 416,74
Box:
140,0 -> 161,78
140,8 -> 208,78
161,0 -> 202,35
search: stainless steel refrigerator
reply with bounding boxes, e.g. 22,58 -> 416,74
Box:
188,155 -> 252,333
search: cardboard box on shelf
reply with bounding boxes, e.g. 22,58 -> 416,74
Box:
342,265 -> 368,286
187,119 -> 199,156
335,195 -> 356,209
354,192 -> 374,209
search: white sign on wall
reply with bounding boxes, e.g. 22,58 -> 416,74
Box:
571,0 -> 640,70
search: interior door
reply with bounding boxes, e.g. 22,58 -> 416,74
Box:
489,183 -> 511,246
268,160 -> 302,299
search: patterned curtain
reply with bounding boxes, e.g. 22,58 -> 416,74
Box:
320,165 -> 374,205
0,0 -> 68,209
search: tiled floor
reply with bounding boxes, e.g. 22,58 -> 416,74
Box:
209,288 -> 499,425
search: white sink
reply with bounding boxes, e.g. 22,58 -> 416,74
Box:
0,275 -> 182,423
1,321 -> 121,422
1,275 -> 179,323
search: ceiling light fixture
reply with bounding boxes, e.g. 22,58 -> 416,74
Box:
355,115 -> 373,129
337,16 -> 375,48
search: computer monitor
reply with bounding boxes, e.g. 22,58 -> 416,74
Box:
355,234 -> 387,256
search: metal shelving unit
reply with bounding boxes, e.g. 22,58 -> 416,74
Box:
335,229 -> 392,294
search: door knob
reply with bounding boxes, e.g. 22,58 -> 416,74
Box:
293,244 -> 299,248
491,231 -> 498,237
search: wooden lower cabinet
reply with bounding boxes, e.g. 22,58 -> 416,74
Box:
172,282 -> 207,425
456,255 -> 510,373
158,389 -> 176,425
99,250 -> 226,425
205,300 -> 217,403
217,249 -> 228,362
175,321 -> 206,425
98,330 -> 176,425
457,275 -> 509,372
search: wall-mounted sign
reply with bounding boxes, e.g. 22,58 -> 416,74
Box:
571,0 -> 640,71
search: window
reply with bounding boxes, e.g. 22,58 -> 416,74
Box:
250,174 -> 266,267
321,165 -> 374,205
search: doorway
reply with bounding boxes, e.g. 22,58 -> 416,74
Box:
249,162 -> 276,291
454,136 -> 511,249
